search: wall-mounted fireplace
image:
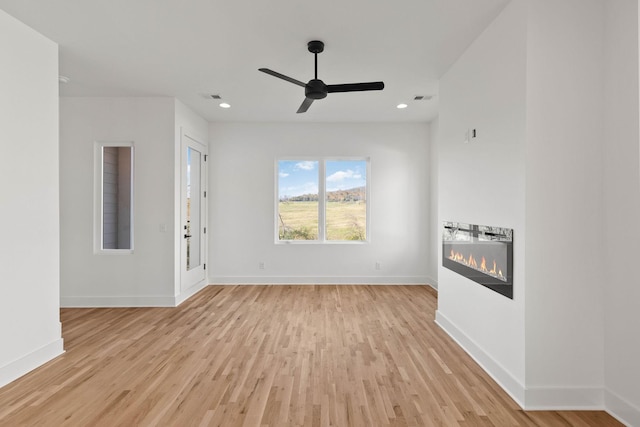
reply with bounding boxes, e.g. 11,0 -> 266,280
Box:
442,222 -> 513,299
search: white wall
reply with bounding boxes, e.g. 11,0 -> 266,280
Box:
602,0 -> 640,424
436,0 -> 528,404
60,97 -> 177,306
208,122 -> 431,284
524,0 -> 605,407
0,10 -> 64,387
436,0 -> 640,419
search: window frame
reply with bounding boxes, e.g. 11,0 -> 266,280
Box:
93,141 -> 135,254
275,157 -> 370,244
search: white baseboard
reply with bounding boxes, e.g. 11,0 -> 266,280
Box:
524,386 -> 603,410
435,310 -> 526,407
209,276 -> 429,285
61,295 -> 176,307
425,276 -> 438,290
0,338 -> 64,388
436,310 -> 626,413
605,388 -> 640,427
175,279 -> 208,306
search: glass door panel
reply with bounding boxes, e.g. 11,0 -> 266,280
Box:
186,147 -> 201,270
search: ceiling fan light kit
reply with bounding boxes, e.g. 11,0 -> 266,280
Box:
259,40 -> 385,113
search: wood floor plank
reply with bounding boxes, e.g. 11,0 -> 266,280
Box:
0,285 -> 623,426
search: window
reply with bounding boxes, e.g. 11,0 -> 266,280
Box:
277,158 -> 368,242
94,141 -> 134,253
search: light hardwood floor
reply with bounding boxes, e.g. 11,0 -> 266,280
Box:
0,285 -> 622,426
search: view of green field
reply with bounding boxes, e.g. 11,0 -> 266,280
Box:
278,201 -> 319,240
278,201 -> 366,241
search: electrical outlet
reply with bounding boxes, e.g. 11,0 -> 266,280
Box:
375,262 -> 381,270
259,261 -> 265,270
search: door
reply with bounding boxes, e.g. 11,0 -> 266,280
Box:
181,133 -> 207,292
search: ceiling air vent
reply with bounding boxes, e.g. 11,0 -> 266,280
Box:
201,93 -> 222,100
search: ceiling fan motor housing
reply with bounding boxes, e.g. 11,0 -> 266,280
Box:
307,40 -> 324,54
305,79 -> 328,99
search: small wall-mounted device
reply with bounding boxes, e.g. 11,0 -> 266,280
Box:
464,128 -> 478,144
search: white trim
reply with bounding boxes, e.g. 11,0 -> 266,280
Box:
175,279 -> 208,306
425,276 -> 438,290
605,388 -> 640,427
524,387 -> 603,410
97,249 -> 134,255
435,311 -> 614,412
209,276 -> 429,285
60,282 -> 210,308
93,140 -> 135,254
435,310 -> 526,407
61,295 -> 176,308
0,338 -> 64,388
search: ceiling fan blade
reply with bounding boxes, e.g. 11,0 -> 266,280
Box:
327,82 -> 385,93
297,97 -> 314,114
259,68 -> 306,87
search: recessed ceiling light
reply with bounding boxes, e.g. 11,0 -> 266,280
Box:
219,103 -> 231,109
58,75 -> 70,84
397,103 -> 408,109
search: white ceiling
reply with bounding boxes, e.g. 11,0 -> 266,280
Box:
0,0 -> 509,123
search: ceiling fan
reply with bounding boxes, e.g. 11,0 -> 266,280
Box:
259,40 -> 385,114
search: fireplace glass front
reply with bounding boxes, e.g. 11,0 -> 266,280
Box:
442,222 -> 513,299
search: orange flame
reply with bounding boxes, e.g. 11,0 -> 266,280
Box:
448,249 -> 505,281
489,260 -> 497,275
468,254 -> 477,269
